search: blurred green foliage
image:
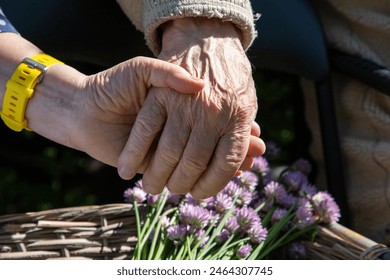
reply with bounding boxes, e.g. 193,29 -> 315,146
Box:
0,70 -> 310,215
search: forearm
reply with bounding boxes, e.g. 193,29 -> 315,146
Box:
0,33 -> 86,149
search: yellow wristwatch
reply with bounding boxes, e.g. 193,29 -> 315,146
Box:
0,53 -> 63,132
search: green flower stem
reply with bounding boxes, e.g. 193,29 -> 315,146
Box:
276,223 -> 317,248
191,221 -> 216,258
147,207 -> 177,260
250,210 -> 294,260
209,234 -> 235,259
132,201 -> 142,260
258,226 -> 297,259
184,235 -> 195,260
153,234 -> 168,260
259,205 -> 276,227
175,243 -> 186,260
211,236 -> 251,260
139,191 -> 169,251
247,241 -> 265,260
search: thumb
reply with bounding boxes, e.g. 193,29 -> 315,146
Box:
132,56 -> 205,93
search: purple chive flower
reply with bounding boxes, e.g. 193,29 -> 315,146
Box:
215,193 -> 233,214
236,171 -> 259,191
236,188 -> 253,207
123,185 -> 147,204
311,192 -> 341,223
300,183 -> 318,199
225,216 -> 239,234
161,216 -> 171,228
147,194 -> 160,206
293,158 -> 312,175
216,228 -> 231,243
123,188 -> 133,203
251,156 -> 272,185
185,194 -> 215,210
179,204 -> 211,230
236,244 -> 252,259
271,208 -> 289,224
263,181 -> 288,203
235,207 -> 261,231
167,225 -> 187,245
199,197 -> 215,210
223,181 -> 241,197
184,194 -> 199,205
279,193 -> 298,209
208,210 -> 221,225
251,156 -> 270,176
289,242 -> 307,260
247,223 -> 268,244
134,179 -> 143,189
167,193 -> 183,205
295,199 -> 316,229
282,170 -> 308,191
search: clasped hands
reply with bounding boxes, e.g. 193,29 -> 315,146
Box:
76,18 -> 265,199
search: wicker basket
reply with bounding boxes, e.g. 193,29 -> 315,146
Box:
0,204 -> 389,260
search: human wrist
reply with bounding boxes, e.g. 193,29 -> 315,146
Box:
161,18 -> 243,54
24,63 -> 87,149
0,33 -> 44,112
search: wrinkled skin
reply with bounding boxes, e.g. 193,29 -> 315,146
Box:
56,56 -> 205,166
117,18 -> 264,198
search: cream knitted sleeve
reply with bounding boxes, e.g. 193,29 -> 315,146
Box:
116,0 -> 256,56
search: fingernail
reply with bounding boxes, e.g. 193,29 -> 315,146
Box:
118,167 -> 135,180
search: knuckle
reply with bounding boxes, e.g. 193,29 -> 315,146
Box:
181,156 -> 208,176
156,145 -> 181,168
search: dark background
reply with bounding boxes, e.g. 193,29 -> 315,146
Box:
0,0 -> 312,215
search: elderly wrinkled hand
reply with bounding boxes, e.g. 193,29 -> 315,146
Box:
69,56 -> 204,167
117,18 -> 265,198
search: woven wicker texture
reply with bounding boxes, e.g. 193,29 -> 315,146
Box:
0,204 -> 146,260
0,204 -> 389,260
305,222 -> 390,260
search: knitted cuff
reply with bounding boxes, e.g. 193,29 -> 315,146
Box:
117,0 -> 257,56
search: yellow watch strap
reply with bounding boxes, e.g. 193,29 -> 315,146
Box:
0,53 -> 63,132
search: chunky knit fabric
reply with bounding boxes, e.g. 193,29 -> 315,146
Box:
116,0 -> 256,55
304,0 -> 390,245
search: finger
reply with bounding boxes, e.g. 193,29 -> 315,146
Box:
247,135 -> 266,157
133,56 -> 205,93
190,131 -> 250,199
117,91 -> 166,180
167,124 -> 220,195
251,121 -> 261,137
142,114 -> 191,195
239,156 -> 254,172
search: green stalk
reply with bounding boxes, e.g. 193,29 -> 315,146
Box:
174,243 -> 186,260
247,241 -> 265,260
132,201 -> 142,260
147,207 -> 177,260
139,191 -> 169,249
153,234 -> 168,260
210,236 -> 251,260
